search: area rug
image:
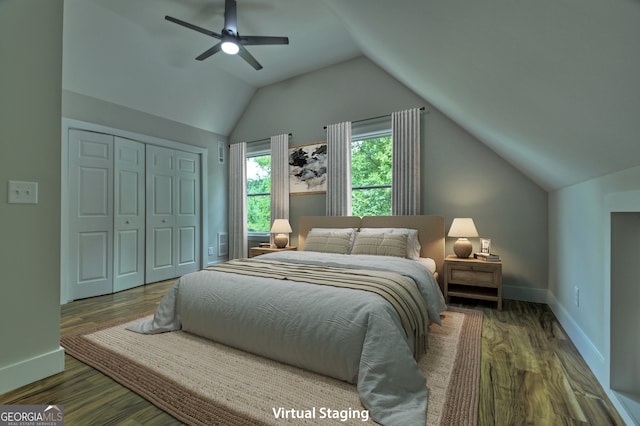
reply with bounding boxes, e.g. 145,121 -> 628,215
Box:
61,307 -> 482,425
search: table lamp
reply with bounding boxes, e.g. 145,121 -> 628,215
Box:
271,219 -> 292,248
448,218 -> 479,258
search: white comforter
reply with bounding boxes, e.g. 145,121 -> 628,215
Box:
128,251 -> 447,425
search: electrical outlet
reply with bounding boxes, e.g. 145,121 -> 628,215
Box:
8,180 -> 38,204
574,286 -> 580,307
208,246 -> 214,256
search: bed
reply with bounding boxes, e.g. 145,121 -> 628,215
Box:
128,215 -> 447,425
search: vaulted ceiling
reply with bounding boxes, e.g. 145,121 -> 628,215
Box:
63,0 -> 640,191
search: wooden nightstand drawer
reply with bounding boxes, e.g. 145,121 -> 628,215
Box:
449,268 -> 499,287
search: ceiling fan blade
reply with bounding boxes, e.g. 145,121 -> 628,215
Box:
196,43 -> 223,61
237,46 -> 263,70
165,15 -> 221,39
240,36 -> 289,46
224,0 -> 238,35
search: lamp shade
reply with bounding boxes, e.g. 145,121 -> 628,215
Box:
270,219 -> 292,234
448,218 -> 479,238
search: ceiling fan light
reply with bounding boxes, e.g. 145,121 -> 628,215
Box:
221,41 -> 239,55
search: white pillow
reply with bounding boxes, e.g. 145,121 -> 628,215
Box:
415,257 -> 436,273
359,228 -> 421,259
311,227 -> 357,253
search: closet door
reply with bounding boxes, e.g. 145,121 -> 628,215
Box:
113,137 -> 145,292
176,150 -> 201,276
146,146 -> 201,282
146,145 -> 177,282
68,130 -> 114,299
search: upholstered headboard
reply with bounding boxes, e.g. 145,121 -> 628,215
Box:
298,215 -> 445,288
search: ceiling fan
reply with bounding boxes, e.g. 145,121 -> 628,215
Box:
165,0 -> 289,70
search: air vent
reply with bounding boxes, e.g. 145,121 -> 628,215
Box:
218,232 -> 229,256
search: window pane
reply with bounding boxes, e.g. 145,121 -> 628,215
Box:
247,194 -> 271,233
247,154 -> 271,232
352,187 -> 391,216
352,135 -> 392,216
352,136 -> 392,187
247,155 -> 271,195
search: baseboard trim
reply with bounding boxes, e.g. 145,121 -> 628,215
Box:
610,391 -> 640,425
546,292 -> 606,381
503,285 -> 549,304
0,346 -> 65,394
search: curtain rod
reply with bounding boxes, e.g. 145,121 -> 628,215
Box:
323,106 -> 427,130
230,133 -> 292,147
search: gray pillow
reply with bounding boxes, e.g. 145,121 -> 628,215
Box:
311,227 -> 357,253
351,232 -> 408,258
359,227 -> 421,259
303,230 -> 353,254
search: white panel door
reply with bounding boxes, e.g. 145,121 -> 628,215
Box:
146,145 -> 177,282
146,146 -> 201,282
113,137 -> 145,292
176,150 -> 200,276
68,130 -> 114,299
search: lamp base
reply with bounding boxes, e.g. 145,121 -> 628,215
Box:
274,234 -> 288,248
453,238 -> 473,258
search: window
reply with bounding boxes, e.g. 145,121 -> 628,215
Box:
351,132 -> 392,216
246,153 -> 271,233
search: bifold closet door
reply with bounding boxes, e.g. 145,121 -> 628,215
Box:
68,130 -> 114,300
113,137 -> 145,292
175,149 -> 201,277
146,145 -> 200,283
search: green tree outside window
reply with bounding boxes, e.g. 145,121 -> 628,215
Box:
352,135 -> 392,216
247,154 -> 271,233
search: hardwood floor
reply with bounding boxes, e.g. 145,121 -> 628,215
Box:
1,280 -> 181,426
450,298 -> 625,425
0,282 -> 625,425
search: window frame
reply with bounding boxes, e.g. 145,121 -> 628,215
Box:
351,126 -> 393,216
246,147 -> 271,236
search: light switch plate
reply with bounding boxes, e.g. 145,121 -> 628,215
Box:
8,180 -> 38,204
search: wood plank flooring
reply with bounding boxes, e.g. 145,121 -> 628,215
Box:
0,281 -> 626,425
451,298 -> 625,425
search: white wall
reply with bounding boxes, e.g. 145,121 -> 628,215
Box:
549,165 -> 640,425
0,0 -> 65,393
230,56 -> 548,299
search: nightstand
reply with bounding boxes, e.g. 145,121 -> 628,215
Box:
444,255 -> 502,310
249,246 -> 297,258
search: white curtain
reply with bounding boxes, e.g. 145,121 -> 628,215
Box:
326,121 -> 352,216
228,142 -> 247,259
392,108 -> 421,215
270,133 -> 290,245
